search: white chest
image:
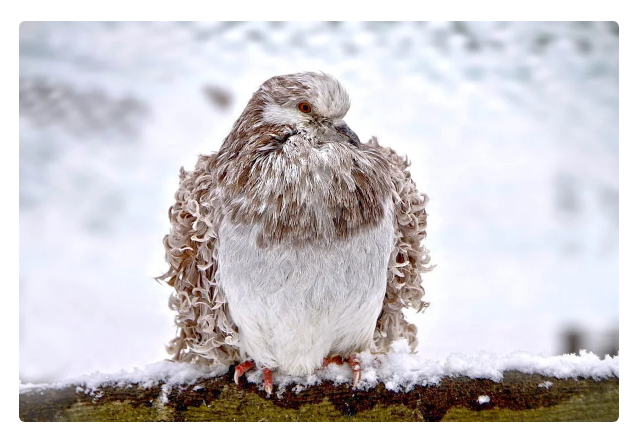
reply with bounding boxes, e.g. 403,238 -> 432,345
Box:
216,201 -> 395,376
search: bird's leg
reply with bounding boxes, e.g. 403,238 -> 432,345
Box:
234,359 -> 255,385
321,354 -> 362,388
234,361 -> 274,395
262,367 -> 274,395
347,354 -> 361,388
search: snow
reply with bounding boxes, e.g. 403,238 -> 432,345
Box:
477,395 -> 491,404
19,22 -> 618,383
20,361 -> 229,397
19,339 -> 618,398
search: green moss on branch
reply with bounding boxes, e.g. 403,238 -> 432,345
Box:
19,371 -> 619,422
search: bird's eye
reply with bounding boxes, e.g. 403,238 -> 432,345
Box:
298,102 -> 312,113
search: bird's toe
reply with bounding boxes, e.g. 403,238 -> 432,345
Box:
263,367 -> 273,395
234,359 -> 255,385
348,354 -> 361,389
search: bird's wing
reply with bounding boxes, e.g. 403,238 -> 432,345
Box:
159,154 -> 241,366
369,139 -> 432,353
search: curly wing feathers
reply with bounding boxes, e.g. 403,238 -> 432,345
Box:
369,140 -> 432,353
159,155 -> 241,366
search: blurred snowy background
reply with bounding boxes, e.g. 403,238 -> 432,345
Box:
19,21 -> 619,384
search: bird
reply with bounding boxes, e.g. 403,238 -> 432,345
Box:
160,71 -> 431,395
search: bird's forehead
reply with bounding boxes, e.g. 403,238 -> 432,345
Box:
261,72 -> 351,119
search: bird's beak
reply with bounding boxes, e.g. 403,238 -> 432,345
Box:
331,121 -> 361,147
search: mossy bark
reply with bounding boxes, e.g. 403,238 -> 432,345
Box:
19,371 -> 618,422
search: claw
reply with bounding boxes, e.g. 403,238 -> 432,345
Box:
348,354 -> 361,389
234,359 -> 255,385
263,368 -> 273,395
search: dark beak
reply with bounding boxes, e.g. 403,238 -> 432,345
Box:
334,121 -> 361,147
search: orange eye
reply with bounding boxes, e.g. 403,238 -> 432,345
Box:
298,102 -> 312,113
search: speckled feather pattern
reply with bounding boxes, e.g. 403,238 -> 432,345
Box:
159,72 -> 431,370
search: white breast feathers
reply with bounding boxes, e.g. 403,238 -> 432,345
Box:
217,200 -> 395,376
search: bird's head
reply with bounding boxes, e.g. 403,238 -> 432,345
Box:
258,71 -> 359,145
262,71 -> 360,147
227,72 -> 361,152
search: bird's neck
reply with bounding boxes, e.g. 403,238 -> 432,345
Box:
216,140 -> 394,248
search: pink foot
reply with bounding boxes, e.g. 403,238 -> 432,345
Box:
234,359 -> 255,385
348,354 -> 361,388
322,355 -> 344,367
234,360 -> 274,395
263,367 -> 273,395
322,354 -> 362,388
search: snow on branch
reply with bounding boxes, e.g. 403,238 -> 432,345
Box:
20,345 -> 618,422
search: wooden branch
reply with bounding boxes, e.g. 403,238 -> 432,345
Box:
20,371 -> 618,422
